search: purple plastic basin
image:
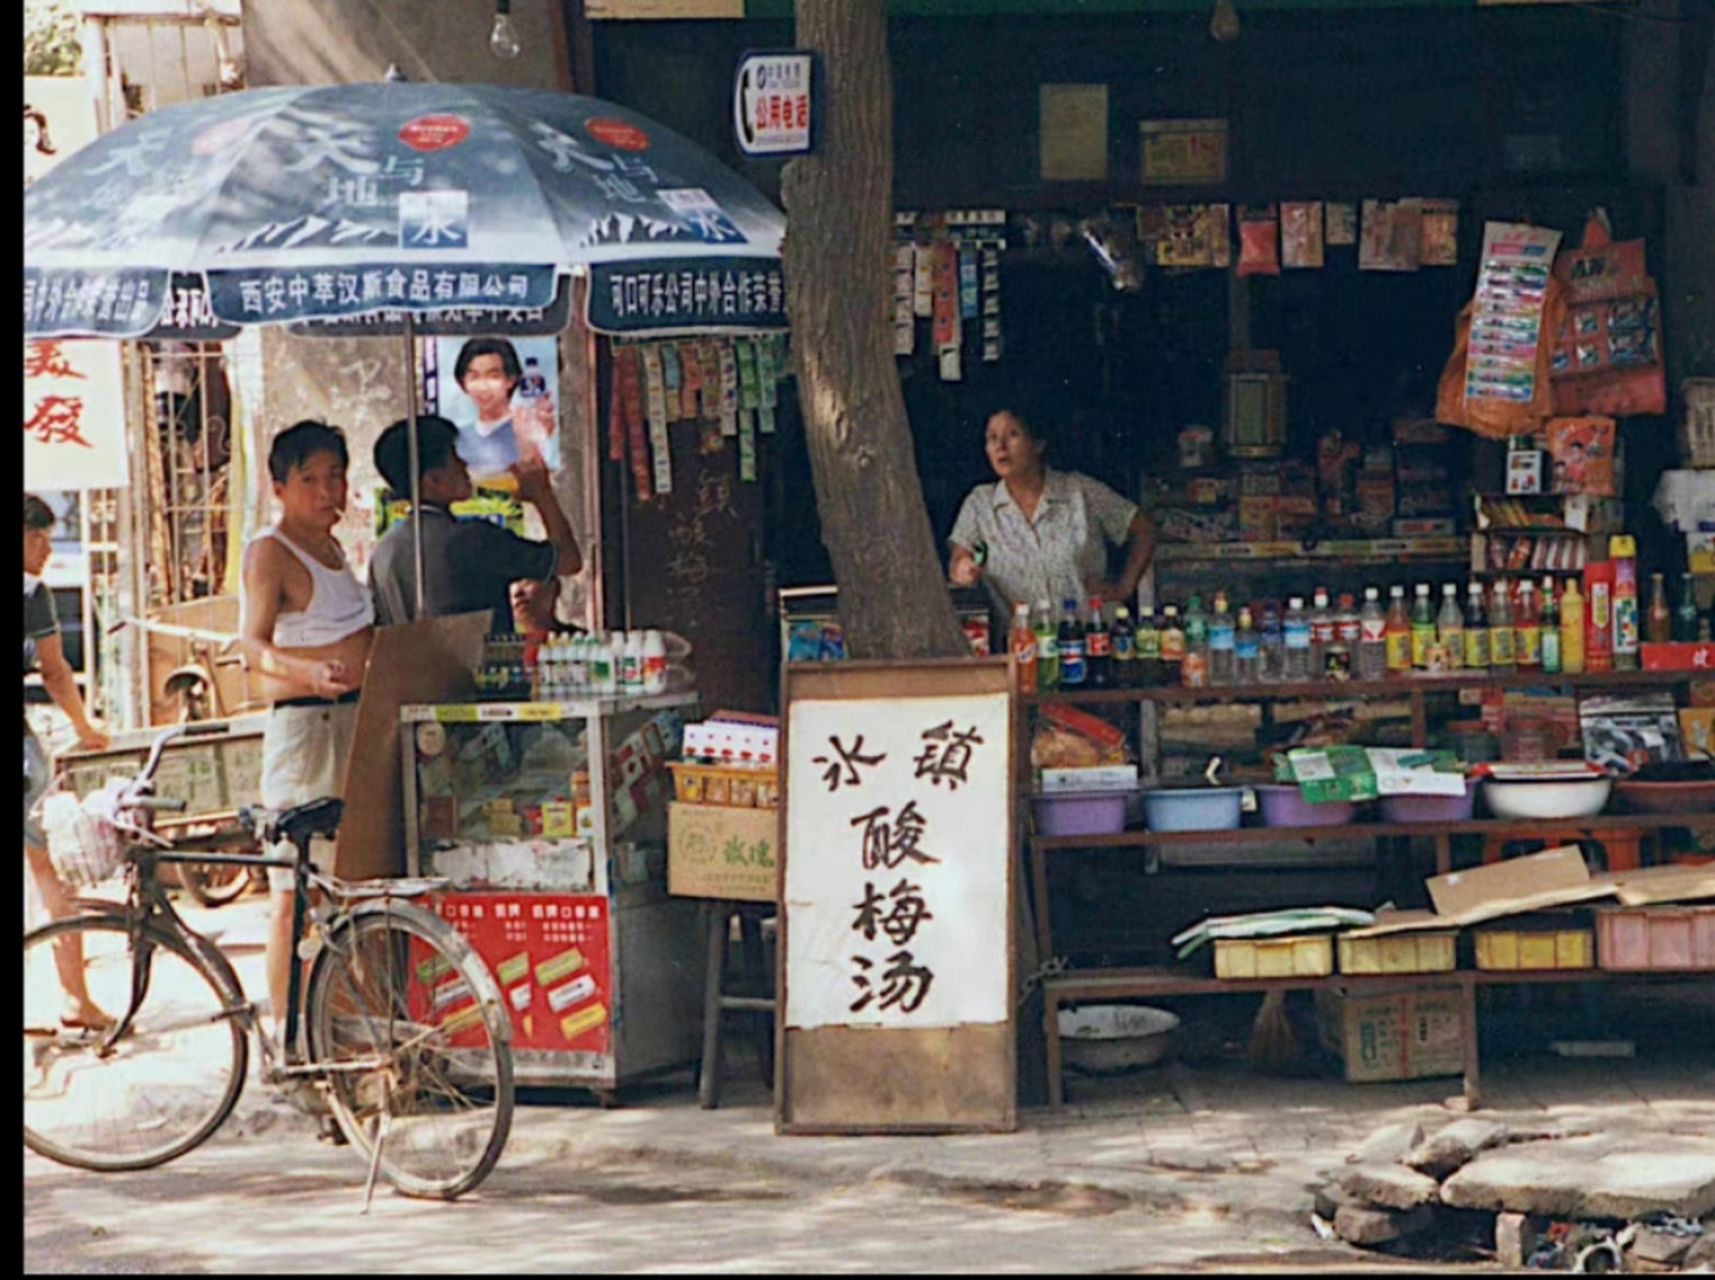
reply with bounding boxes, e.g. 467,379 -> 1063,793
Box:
1254,784 -> 1358,828
1032,790 -> 1131,837
1379,778 -> 1478,824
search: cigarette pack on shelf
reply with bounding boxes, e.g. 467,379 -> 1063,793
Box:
1315,985 -> 1465,1084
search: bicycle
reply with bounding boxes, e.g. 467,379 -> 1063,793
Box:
23,722 -> 515,1202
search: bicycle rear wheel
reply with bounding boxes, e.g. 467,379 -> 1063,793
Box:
306,901 -> 513,1200
23,915 -> 248,1171
180,861 -> 259,908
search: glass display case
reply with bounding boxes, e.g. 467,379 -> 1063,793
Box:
400,691 -> 704,1095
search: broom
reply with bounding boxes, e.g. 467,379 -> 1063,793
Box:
1247,989 -> 1299,1074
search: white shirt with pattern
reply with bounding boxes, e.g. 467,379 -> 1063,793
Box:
949,467 -> 1139,614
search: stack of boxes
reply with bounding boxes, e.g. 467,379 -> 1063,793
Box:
667,712 -> 781,903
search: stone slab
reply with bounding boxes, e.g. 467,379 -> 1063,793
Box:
1494,1211 -> 1538,1270
1334,1203 -> 1434,1247
1406,1119 -> 1510,1180
1439,1137 -> 1715,1220
1347,1121 -> 1426,1166
1341,1163 -> 1442,1211
1314,1183 -> 1361,1220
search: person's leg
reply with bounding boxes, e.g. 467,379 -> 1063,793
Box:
24,840 -> 112,1028
24,730 -> 110,1028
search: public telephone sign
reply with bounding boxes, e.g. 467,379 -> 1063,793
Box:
734,51 -> 816,157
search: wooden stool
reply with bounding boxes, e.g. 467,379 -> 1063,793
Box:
698,900 -> 776,1110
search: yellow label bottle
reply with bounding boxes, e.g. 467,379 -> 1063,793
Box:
1561,578 -> 1586,674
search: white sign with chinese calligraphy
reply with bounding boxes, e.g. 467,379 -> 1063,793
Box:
784,691 -> 1011,1031
23,339 -> 128,490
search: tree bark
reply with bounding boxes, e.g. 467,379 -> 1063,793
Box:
782,0 -> 968,661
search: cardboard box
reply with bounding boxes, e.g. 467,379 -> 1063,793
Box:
1316,985 -> 1466,1083
1276,746 -> 1464,804
1214,934 -> 1333,980
668,801 -> 778,903
1641,642 -> 1715,672
1239,495 -> 1279,541
1391,517 -> 1456,538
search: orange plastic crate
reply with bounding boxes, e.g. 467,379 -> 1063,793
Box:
667,761 -> 779,810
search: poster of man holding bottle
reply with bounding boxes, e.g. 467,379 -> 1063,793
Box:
429,335 -> 560,481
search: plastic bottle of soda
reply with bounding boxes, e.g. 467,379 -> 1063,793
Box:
1357,588 -> 1388,682
1490,579 -> 1516,674
1034,600 -> 1060,692
1384,585 -> 1412,674
1515,579 -> 1541,670
1111,605 -> 1137,687
1326,592 -> 1358,680
1410,584 -> 1436,671
1136,605 -> 1161,687
1159,606 -> 1186,686
1438,583 -> 1464,672
1086,596 -> 1112,688
1540,578 -> 1562,675
1058,597 -> 1087,687
1009,602 -> 1038,694
1463,581 -> 1490,673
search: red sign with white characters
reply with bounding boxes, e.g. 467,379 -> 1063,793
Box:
586,118 -> 651,152
399,114 -> 472,153
424,892 -> 614,1054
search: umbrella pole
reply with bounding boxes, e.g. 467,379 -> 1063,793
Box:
404,313 -> 426,615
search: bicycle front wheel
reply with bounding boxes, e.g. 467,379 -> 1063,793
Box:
23,916 -> 248,1171
306,901 -> 513,1200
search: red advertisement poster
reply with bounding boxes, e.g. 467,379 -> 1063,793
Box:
426,892 -> 614,1055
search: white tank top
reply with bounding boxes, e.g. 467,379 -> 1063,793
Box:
257,526 -> 374,648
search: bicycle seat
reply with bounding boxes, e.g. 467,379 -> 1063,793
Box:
241,797 -> 344,848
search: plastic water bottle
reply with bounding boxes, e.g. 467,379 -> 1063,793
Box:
1259,601 -> 1285,684
1358,587 -> 1388,682
1283,596 -> 1314,682
1208,592 -> 1236,687
1234,606 -> 1260,685
1182,595 -> 1210,688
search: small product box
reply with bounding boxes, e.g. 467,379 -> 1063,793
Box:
682,712 -> 780,769
1391,517 -> 1456,538
1041,765 -> 1140,794
1640,642 -> 1715,673
1506,448 -> 1545,495
667,802 -> 778,903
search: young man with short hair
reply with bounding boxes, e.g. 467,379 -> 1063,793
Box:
239,421 -> 374,1046
367,414 -> 581,631
24,493 -> 112,1029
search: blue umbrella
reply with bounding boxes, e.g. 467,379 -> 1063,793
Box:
24,82 -> 787,339
25,82 -> 788,603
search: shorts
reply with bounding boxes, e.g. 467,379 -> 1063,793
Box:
260,700 -> 358,892
24,729 -> 51,848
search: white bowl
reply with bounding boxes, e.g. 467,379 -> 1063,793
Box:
1482,775 -> 1612,821
1057,1005 -> 1181,1073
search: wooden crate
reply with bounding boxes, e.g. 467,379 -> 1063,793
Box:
1214,934 -> 1333,980
1338,932 -> 1458,976
1474,928 -> 1593,971
1596,907 -> 1715,972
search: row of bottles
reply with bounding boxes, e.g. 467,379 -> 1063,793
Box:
1007,568 -> 1708,694
536,629 -> 668,698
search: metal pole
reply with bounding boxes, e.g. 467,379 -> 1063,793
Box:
405,314 -> 426,616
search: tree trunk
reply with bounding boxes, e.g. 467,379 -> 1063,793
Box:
782,0 -> 969,661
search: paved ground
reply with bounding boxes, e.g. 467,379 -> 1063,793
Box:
24,894 -> 1715,1273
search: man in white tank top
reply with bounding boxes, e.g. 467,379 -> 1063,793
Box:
239,421 -> 375,1050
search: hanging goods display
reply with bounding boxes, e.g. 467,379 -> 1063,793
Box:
1550,212 -> 1667,419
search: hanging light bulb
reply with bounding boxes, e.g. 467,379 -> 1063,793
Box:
490,1 -> 522,61
1210,0 -> 1241,44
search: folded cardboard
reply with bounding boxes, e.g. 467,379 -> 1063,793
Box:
1343,849 -> 1715,938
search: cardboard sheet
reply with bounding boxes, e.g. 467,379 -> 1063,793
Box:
334,612 -> 489,881
1346,850 -> 1715,938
